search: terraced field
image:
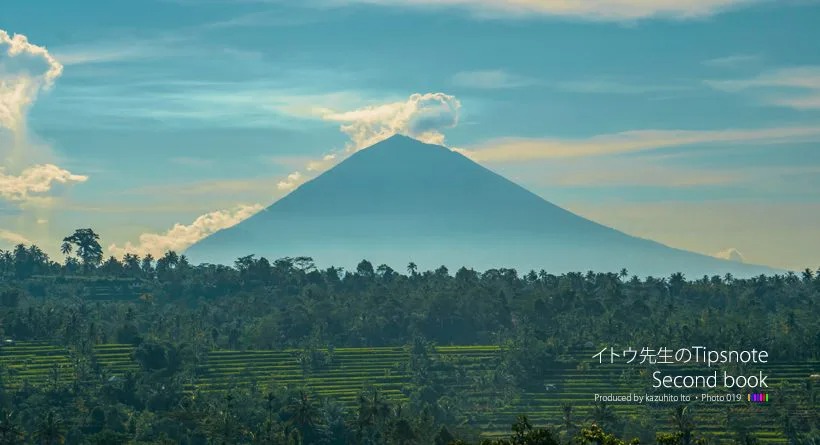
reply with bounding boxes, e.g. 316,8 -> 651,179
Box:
1,342 -> 816,443
0,341 -> 74,388
490,354 -> 818,443
0,342 -> 138,389
196,347 -> 413,406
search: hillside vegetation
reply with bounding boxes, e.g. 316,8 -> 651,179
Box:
0,232 -> 817,444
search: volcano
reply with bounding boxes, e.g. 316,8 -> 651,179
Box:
186,135 -> 777,277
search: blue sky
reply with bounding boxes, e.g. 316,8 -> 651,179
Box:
1,0 -> 819,270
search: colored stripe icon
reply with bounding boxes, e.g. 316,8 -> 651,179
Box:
747,393 -> 769,402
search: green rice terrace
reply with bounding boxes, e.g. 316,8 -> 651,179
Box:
1,342 -> 816,442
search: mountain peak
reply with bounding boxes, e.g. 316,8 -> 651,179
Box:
328,134 -> 457,180
364,133 -> 444,153
383,133 -> 420,143
186,136 -> 778,277
384,133 -> 414,142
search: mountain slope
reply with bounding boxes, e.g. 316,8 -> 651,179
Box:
186,135 -> 777,277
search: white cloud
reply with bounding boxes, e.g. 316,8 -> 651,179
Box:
452,70 -> 535,89
0,164 -> 88,203
706,66 -> 820,109
271,92 -> 462,196
0,30 -> 84,206
275,153 -> 340,192
306,153 -> 338,172
108,203 -> 263,258
139,92 -> 461,206
0,29 -> 63,135
120,91 -> 459,200
277,171 -> 304,191
0,228 -> 30,247
322,92 -> 462,151
325,0 -> 760,21
714,247 -> 746,263
457,126 -> 820,162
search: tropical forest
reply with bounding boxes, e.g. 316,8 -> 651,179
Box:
0,229 -> 817,444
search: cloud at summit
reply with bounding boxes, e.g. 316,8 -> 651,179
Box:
277,92 -> 462,191
321,92 -> 461,151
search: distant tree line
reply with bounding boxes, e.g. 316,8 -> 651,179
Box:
2,229 -> 817,361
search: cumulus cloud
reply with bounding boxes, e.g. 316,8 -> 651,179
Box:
714,248 -> 745,263
0,228 -> 30,247
325,0 -> 759,21
0,29 -> 63,136
272,92 -> 462,196
322,92 -> 461,151
0,30 -> 84,208
0,164 -> 88,203
277,171 -> 304,191
108,204 -> 263,258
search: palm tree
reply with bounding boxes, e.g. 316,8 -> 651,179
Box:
407,262 -> 418,276
289,390 -> 319,441
33,411 -> 64,445
63,257 -> 80,274
672,405 -> 695,445
10,244 -> 37,279
560,403 -> 578,439
123,253 -> 141,275
669,272 -> 685,297
590,401 -> 617,431
140,254 -> 155,276
0,250 -> 12,276
156,251 -> 181,281
356,388 -> 391,438
61,228 -> 103,270
0,409 -> 23,445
